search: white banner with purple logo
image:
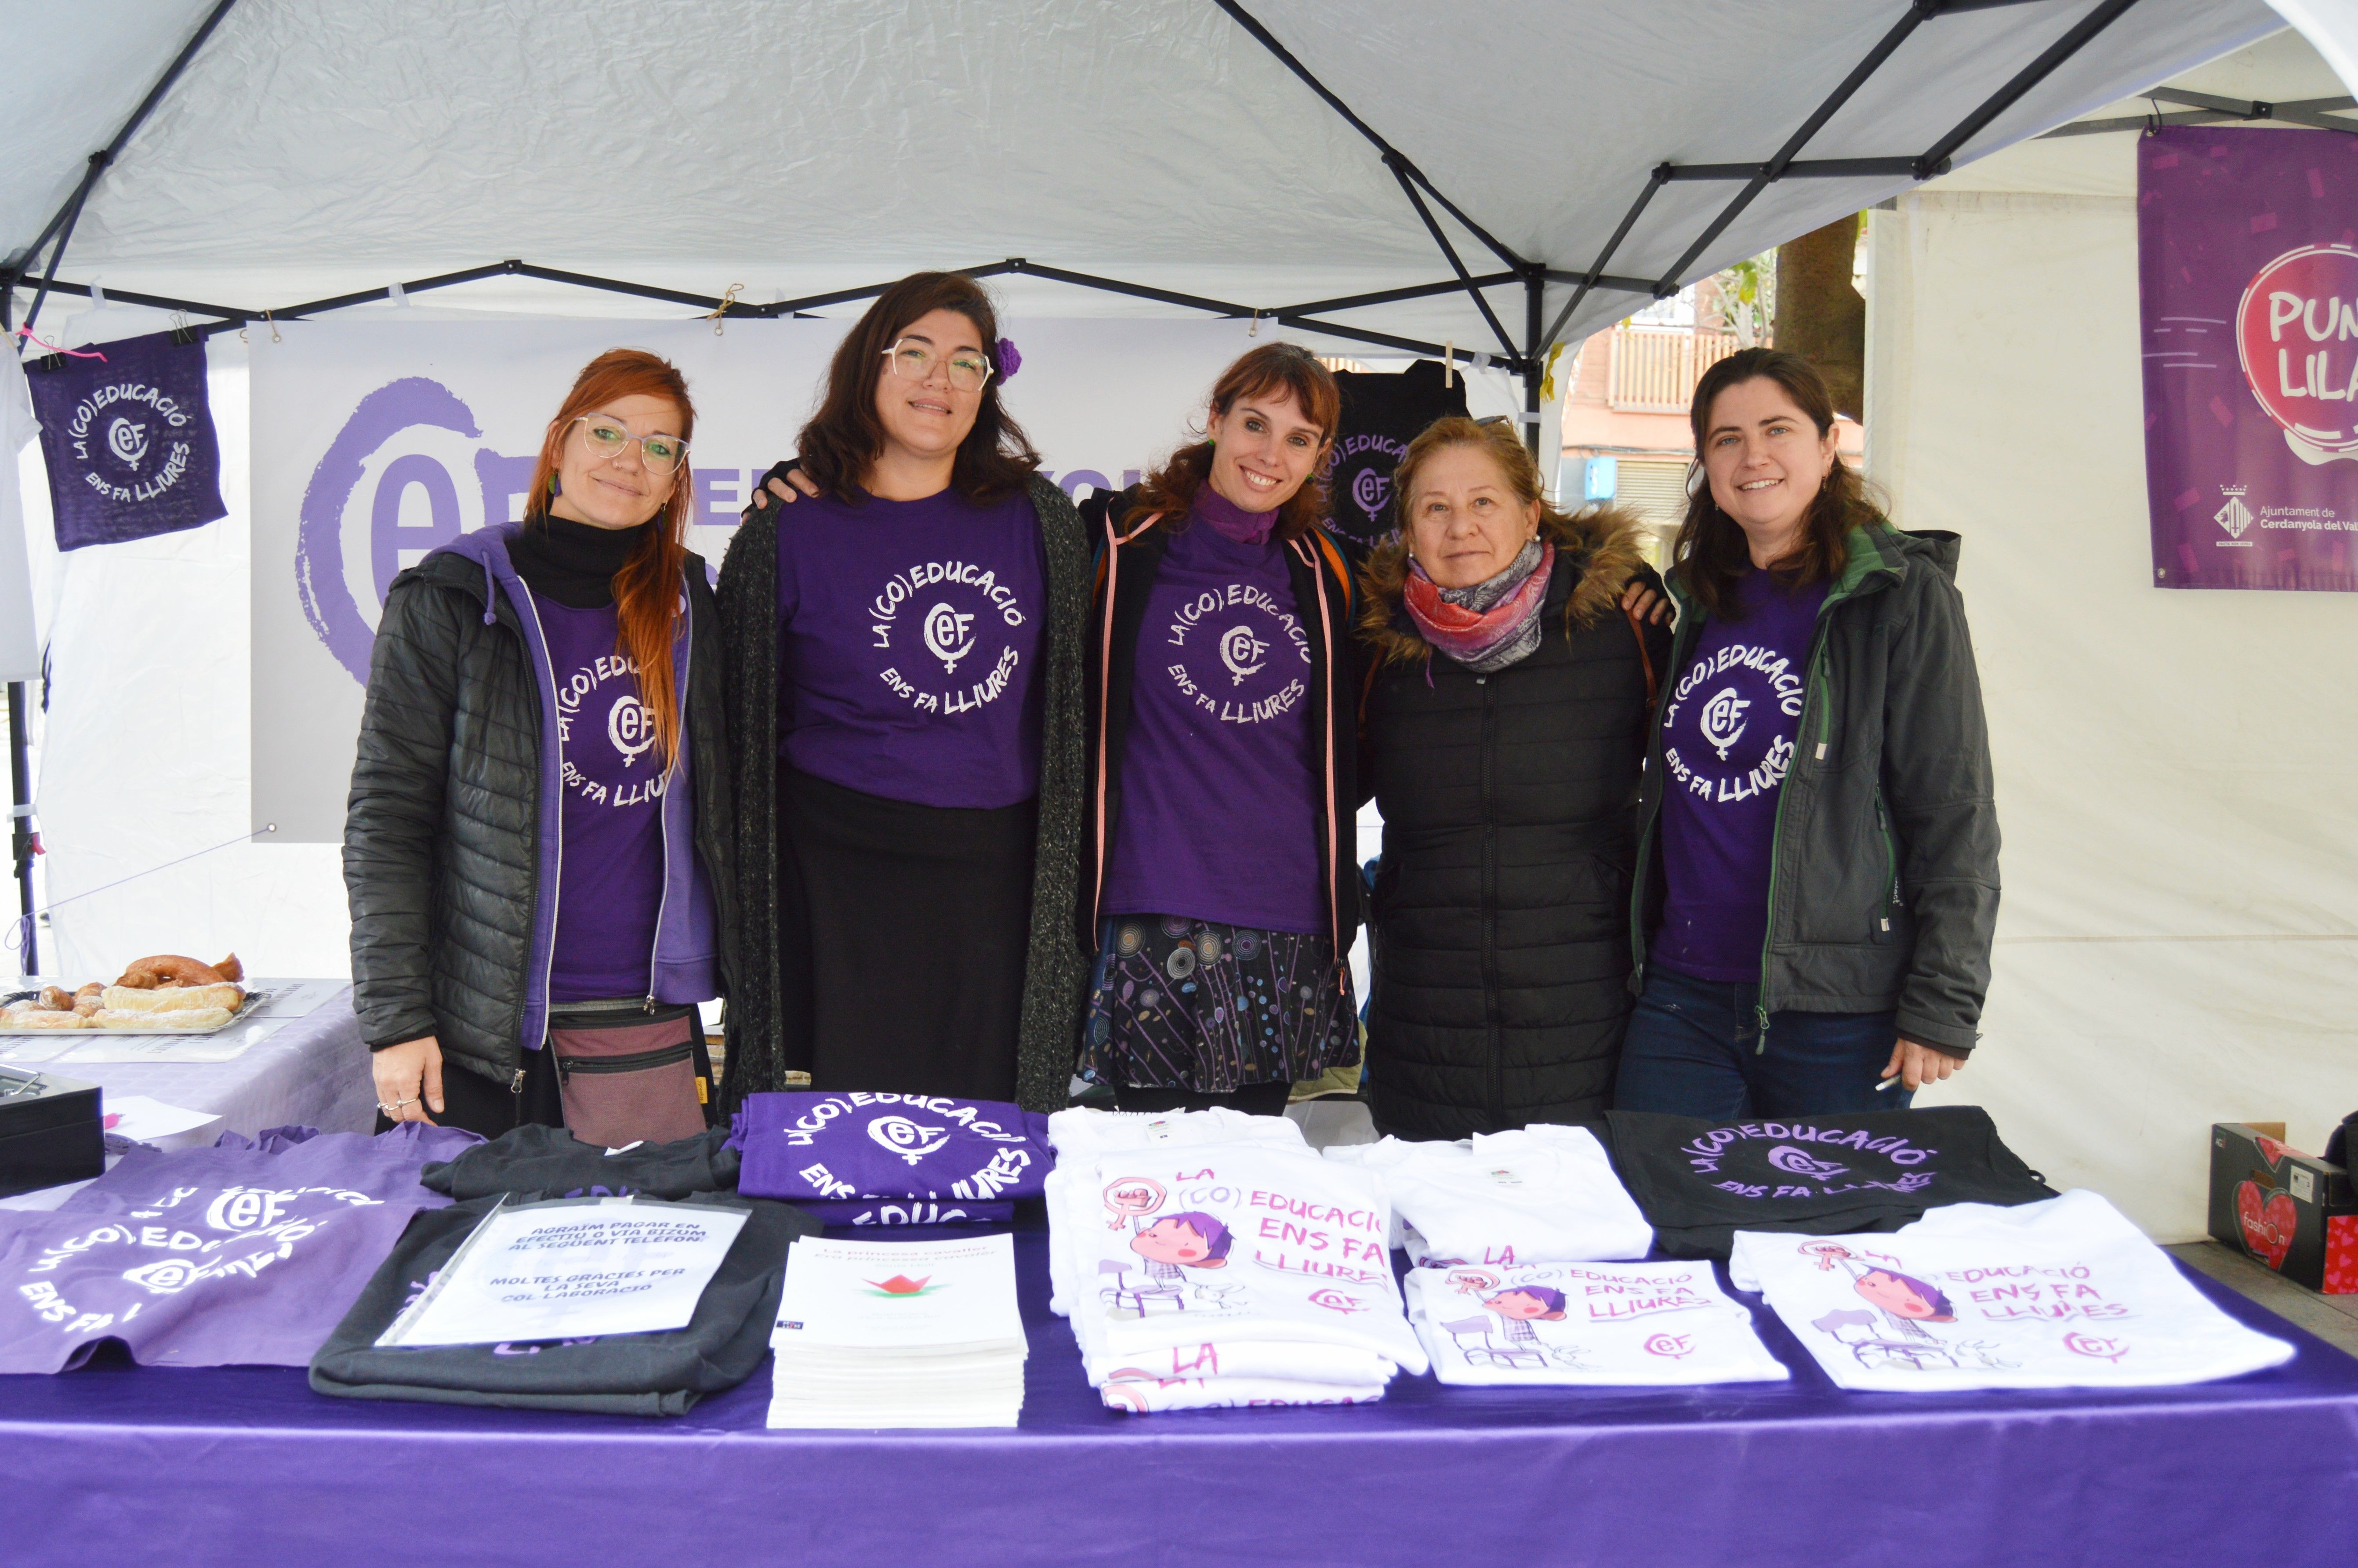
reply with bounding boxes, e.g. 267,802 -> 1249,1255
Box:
249,316 -> 1268,840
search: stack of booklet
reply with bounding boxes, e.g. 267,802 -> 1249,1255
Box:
767,1233 -> 1027,1428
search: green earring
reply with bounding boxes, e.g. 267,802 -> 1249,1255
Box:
548,475 -> 560,497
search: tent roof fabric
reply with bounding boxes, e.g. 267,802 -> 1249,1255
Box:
2,0 -> 2288,357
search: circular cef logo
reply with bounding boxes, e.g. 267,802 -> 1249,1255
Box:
867,559 -> 1027,717
65,379 -> 197,503
1158,581 -> 1309,725
2235,243 -> 2358,458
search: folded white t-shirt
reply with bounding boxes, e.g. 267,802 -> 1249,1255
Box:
1406,1259 -> 1788,1386
1085,1337 -> 1394,1389
1044,1108 -> 1306,1317
1326,1124 -> 1652,1266
1099,1374 -> 1387,1412
1063,1140 -> 1428,1376
1730,1189 -> 2296,1391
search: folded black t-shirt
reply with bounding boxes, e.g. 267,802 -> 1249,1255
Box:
420,1124 -> 742,1201
309,1191 -> 815,1416
1604,1107 -> 2055,1259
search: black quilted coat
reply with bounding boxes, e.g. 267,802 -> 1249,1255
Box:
342,548 -> 736,1092
1357,508 -> 1667,1139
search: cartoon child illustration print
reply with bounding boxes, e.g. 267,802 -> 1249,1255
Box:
1104,1211 -> 1238,1315
1852,1267 -> 1955,1344
1802,1242 -> 2011,1374
1478,1285 -> 1586,1369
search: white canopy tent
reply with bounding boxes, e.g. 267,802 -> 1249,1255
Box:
2,0 -> 2328,381
3,2 -> 2353,1241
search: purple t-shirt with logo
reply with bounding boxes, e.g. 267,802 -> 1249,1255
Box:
776,487 -> 1045,809
1654,569 -> 1828,981
0,1125 -> 475,1372
1102,503 -> 1325,934
531,592 -> 669,1002
731,1092 -> 1052,1203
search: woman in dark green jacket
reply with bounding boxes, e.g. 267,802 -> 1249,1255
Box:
1617,348 -> 1999,1118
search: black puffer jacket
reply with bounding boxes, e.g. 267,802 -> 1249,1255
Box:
1358,509 -> 1666,1139
343,545 -> 736,1089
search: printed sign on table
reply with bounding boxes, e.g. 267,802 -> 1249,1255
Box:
2139,126 -> 2358,591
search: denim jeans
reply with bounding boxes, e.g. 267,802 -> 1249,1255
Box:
1613,964 -> 1908,1118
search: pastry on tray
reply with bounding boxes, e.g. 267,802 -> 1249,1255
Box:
101,983 -> 245,1015
92,1006 -> 234,1031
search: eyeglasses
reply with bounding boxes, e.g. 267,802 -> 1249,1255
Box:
882,338 -> 994,393
572,415 -> 689,472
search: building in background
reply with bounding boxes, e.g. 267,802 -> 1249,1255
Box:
1560,274 -> 1861,562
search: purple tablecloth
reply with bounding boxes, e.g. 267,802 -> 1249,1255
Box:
3,1224 -> 2351,1568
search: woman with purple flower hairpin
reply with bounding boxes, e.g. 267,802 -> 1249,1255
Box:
717,273 -> 1091,1115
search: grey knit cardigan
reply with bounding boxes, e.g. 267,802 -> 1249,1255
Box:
711,474 -> 1092,1114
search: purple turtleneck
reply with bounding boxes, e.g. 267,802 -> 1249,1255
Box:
1100,485 -> 1325,935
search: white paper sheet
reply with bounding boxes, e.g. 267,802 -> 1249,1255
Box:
773,1233 -> 1026,1350
375,1196 -> 747,1348
100,1094 -> 221,1143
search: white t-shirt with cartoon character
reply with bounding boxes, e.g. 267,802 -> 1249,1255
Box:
1406,1259 -> 1788,1387
1730,1190 -> 2296,1391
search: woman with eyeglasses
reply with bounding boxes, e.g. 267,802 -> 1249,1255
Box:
346,348 -> 735,1141
716,272 -> 1090,1112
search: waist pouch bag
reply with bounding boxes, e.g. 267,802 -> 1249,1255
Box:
308,1190 -> 818,1416
1603,1106 -> 2056,1259
420,1124 -> 740,1201
548,1001 -> 711,1151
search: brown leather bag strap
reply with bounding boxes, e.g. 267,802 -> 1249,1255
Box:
1626,601 -> 1660,710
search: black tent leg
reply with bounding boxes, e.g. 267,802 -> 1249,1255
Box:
7,681 -> 33,977
1523,273 -> 1544,463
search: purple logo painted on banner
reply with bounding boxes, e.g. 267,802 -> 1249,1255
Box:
2138,127 -> 2358,592
295,377 -> 486,683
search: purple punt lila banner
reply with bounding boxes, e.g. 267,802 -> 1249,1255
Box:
2139,126 -> 2358,592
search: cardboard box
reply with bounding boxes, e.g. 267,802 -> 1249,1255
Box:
2208,1122 -> 2358,1295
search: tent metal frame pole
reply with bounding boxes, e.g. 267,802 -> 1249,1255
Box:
25,259 -> 1530,374
1207,0 -> 1529,273
1651,1 -> 1937,294
7,682 -> 33,977
1912,0 -> 2143,177
1384,161 -> 1520,359
1522,273 -> 1544,461
5,0 -> 240,333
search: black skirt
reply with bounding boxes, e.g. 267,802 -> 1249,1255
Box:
775,767 -> 1035,1101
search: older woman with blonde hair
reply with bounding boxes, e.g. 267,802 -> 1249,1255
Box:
1357,416 -> 1669,1139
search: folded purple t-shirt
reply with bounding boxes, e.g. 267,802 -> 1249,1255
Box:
795,1198 -> 1017,1227
732,1092 -> 1051,1203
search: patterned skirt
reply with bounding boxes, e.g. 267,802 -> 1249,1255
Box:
1081,915 -> 1356,1094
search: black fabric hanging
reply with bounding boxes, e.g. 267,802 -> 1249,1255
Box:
1604,1107 -> 2056,1260
1322,359 -> 1470,547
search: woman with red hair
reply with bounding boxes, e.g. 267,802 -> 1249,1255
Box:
345,348 -> 735,1143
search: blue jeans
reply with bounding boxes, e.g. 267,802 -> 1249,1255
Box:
1613,965 -> 1908,1118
